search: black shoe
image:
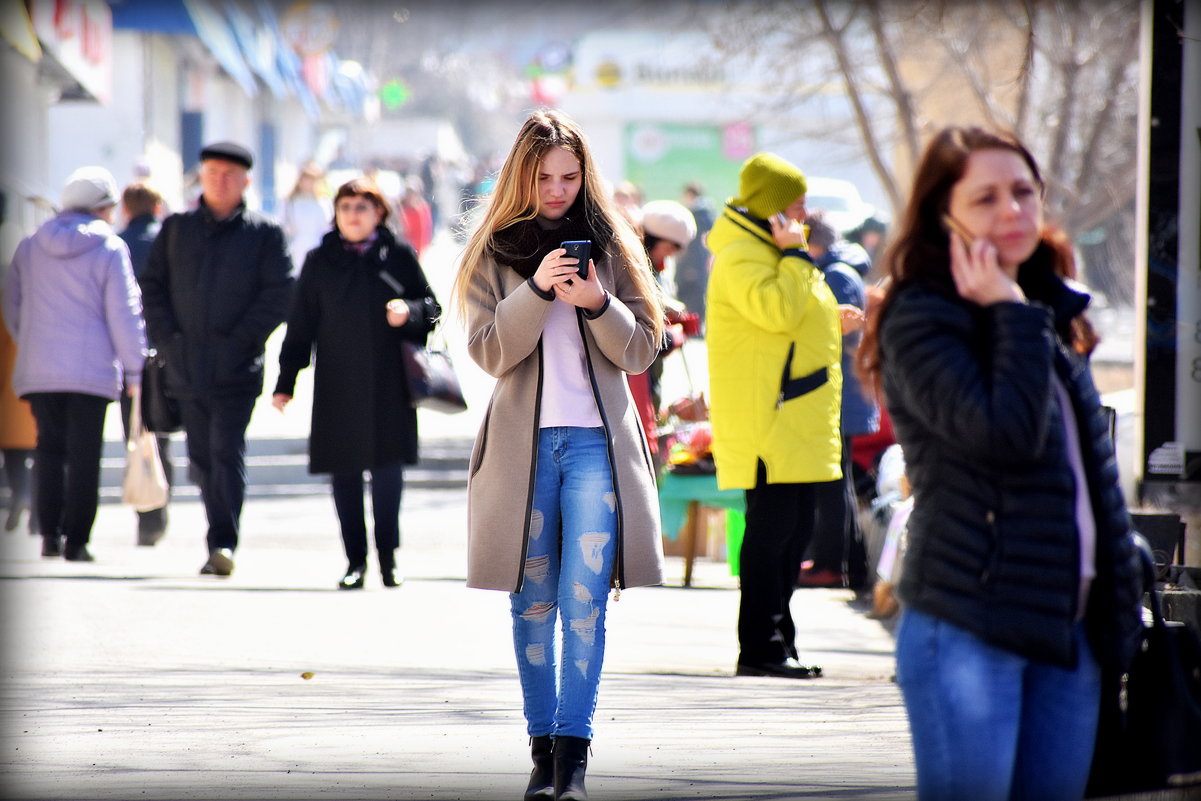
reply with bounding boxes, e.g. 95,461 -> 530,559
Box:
524,735 -> 554,800
63,545 -> 95,562
553,735 -> 590,801
379,552 -> 402,588
338,564 -> 366,590
735,658 -> 821,679
200,548 -> 235,577
41,535 -> 63,558
137,526 -> 166,547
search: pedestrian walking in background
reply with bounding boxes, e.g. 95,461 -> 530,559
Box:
273,177 -> 440,590
0,302 -> 37,535
2,167 -> 147,562
453,108 -> 665,801
627,199 -> 696,461
857,125 -> 1143,801
139,142 -> 293,578
677,182 -> 716,330
398,175 -> 434,258
281,163 -> 332,271
118,181 -> 173,546
798,211 -> 875,591
705,152 -> 843,680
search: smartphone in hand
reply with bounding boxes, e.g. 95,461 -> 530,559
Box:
560,240 -> 591,280
941,214 -> 975,246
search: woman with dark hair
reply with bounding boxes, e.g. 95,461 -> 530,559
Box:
273,177 -> 440,590
856,126 -> 1142,800
453,108 -> 665,801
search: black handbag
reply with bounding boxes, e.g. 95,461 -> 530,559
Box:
140,349 -> 182,433
378,268 -> 467,415
1087,538 -> 1201,796
401,339 -> 467,415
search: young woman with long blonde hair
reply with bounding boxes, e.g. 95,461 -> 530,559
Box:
453,109 -> 664,801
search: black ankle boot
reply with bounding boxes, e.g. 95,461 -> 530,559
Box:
338,563 -> 366,590
523,735 -> 554,800
553,735 -> 589,801
379,551 -> 402,588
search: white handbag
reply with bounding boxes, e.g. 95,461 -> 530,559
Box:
122,387 -> 169,512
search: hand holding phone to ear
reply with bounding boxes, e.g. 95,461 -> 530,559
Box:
769,213 -> 809,250
943,214 -> 1025,306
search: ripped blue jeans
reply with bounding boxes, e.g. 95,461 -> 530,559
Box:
510,426 -> 617,740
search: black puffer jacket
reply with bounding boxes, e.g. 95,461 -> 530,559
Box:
140,200 -> 294,399
879,274 -> 1142,670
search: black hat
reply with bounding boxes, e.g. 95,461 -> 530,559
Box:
199,141 -> 253,170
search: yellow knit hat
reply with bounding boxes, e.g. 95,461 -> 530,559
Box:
734,153 -> 808,220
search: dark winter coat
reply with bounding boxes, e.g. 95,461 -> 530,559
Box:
274,227 -> 440,475
140,200 -> 293,399
879,274 -> 1143,670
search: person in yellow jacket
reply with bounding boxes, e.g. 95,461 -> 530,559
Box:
706,152 -> 847,679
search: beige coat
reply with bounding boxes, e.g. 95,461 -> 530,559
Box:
463,251 -> 665,592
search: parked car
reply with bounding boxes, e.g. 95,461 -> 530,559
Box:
804,176 -> 876,235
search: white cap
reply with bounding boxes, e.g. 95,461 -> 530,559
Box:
60,166 -> 119,212
640,200 -> 697,249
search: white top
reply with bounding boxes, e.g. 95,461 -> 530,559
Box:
539,297 -> 602,428
1053,374 -> 1097,620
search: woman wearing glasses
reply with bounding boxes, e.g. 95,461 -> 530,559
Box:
273,177 -> 441,590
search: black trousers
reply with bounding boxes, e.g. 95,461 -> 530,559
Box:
119,392 -> 173,534
738,461 -> 826,665
26,392 -> 109,549
806,435 -> 869,586
179,394 -> 255,553
330,460 -> 403,567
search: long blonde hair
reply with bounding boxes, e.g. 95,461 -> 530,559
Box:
453,109 -> 663,341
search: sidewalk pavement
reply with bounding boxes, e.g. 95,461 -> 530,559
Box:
0,487 -> 912,801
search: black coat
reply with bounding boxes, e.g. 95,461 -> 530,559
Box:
140,200 -> 294,399
274,227 -> 439,474
118,213 -> 160,279
879,275 -> 1142,670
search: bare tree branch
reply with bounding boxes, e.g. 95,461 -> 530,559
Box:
814,0 -> 904,210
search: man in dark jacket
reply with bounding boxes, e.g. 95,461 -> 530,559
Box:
139,142 -> 293,576
119,182 -> 172,547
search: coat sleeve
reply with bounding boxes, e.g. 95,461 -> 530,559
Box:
714,242 -> 820,334
583,257 -> 660,374
104,241 -> 148,386
274,250 -> 319,397
138,214 -> 180,345
228,223 -> 294,350
464,259 -> 552,378
881,289 -> 1057,464
389,246 -> 441,344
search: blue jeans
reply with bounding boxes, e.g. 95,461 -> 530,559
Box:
510,427 -> 617,740
896,607 -> 1101,801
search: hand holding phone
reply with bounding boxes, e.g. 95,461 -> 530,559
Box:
560,240 -> 591,281
941,214 -> 975,246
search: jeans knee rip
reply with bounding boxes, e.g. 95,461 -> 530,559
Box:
579,531 -> 611,574
568,607 -> 600,646
520,601 -> 555,623
525,642 -> 548,666
529,509 -> 545,540
524,554 -> 551,584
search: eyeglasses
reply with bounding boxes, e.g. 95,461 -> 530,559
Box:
337,201 -> 376,215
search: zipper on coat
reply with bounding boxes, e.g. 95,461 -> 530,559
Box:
513,341 -> 545,595
576,309 -> 626,593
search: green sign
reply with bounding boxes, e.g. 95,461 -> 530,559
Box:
622,122 -> 754,204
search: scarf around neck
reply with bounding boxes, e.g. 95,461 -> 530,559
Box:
490,199 -> 609,278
